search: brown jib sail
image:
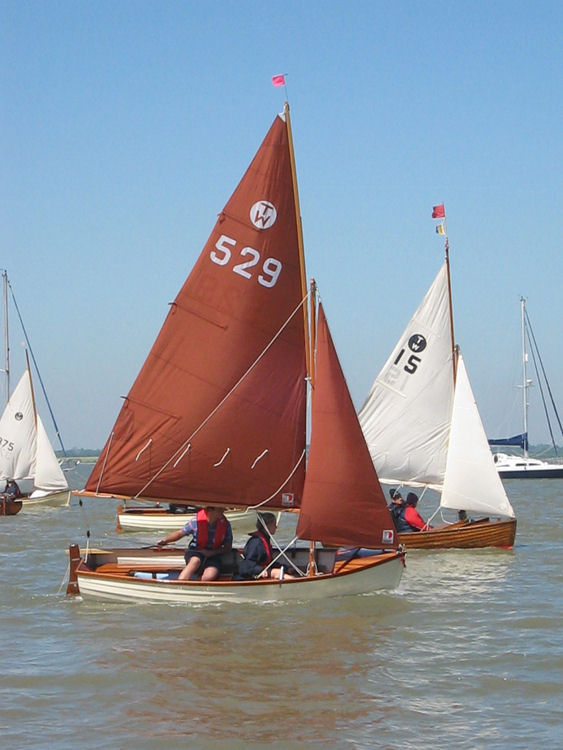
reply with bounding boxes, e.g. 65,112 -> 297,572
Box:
297,304 -> 396,551
86,114 -> 307,510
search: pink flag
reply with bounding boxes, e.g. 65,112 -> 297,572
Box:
272,74 -> 285,87
432,204 -> 445,218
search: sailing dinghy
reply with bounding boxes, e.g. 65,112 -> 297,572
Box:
359,236 -> 516,549
0,368 -> 71,512
68,104 -> 404,603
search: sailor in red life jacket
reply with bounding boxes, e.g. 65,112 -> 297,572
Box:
237,512 -> 296,580
156,506 -> 233,581
403,492 -> 433,532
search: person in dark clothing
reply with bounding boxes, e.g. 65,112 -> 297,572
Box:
2,480 -> 22,500
238,512 -> 296,580
387,488 -> 410,533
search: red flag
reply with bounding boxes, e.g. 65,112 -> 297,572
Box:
432,204 -> 445,218
272,74 -> 285,87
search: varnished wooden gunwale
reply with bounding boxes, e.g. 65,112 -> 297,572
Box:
398,518 -> 516,549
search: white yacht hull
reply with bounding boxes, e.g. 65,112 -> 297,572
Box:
494,453 -> 563,479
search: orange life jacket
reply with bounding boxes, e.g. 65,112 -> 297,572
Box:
196,508 -> 227,550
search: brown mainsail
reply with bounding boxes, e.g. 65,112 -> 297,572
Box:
86,114 -> 307,509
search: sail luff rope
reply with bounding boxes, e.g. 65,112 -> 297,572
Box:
133,294 -> 309,500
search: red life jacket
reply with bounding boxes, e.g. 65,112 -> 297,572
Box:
196,509 -> 227,550
249,530 -> 272,564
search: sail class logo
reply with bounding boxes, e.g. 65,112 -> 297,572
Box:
250,201 -> 277,229
408,334 -> 427,353
15,412 -> 23,421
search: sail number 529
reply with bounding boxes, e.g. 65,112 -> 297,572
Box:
210,234 -> 282,288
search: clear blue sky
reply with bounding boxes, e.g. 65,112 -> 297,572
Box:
2,1 -> 561,450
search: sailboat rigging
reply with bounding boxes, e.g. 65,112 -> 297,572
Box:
0,272 -> 71,513
67,103 -> 404,603
489,297 -> 563,478
359,210 -> 516,549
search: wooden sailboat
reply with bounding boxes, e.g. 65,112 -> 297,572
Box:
489,297 -> 563,479
0,271 -> 71,514
359,219 -> 516,550
0,367 -> 71,511
67,104 -> 404,603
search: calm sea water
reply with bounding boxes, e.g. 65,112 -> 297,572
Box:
1,465 -> 562,749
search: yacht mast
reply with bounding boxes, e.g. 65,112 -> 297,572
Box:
521,296 -> 529,458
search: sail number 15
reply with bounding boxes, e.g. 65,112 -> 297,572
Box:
210,234 -> 282,288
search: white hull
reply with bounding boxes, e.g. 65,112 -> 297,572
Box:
22,489 -> 72,508
494,453 -> 563,479
117,508 -> 273,533
70,547 -> 404,604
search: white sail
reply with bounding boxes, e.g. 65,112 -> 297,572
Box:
359,263 -> 454,487
0,371 -> 37,481
0,369 -> 68,493
440,353 -> 515,518
34,415 -> 69,492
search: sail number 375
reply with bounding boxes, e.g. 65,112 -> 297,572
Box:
210,234 -> 282,288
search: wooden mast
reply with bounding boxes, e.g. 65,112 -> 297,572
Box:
285,102 -> 317,574
442,213 -> 457,384
284,101 -> 311,380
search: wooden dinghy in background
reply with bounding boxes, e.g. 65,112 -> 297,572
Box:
1,496 -> 23,515
0,272 -> 72,512
398,518 -> 517,550
115,503 -> 265,534
359,207 -> 517,550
